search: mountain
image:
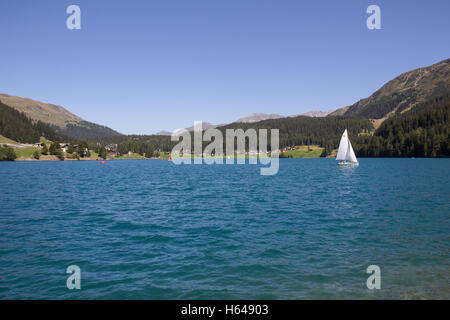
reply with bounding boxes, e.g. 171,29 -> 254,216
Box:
184,122 -> 220,131
235,111 -> 333,122
330,58 -> 450,123
155,111 -> 333,135
0,94 -> 82,127
215,59 -> 450,157
156,130 -> 173,136
58,121 -> 122,140
70,58 -> 449,157
354,93 -> 449,157
2,58 -> 447,157
218,115 -> 373,153
301,110 -> 334,117
156,122 -> 221,136
235,113 -> 285,123
0,94 -> 122,139
0,101 -> 66,143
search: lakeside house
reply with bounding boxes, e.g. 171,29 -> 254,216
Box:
59,143 -> 69,153
105,144 -> 117,157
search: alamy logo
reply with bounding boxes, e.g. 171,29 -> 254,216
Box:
171,121 -> 280,175
66,265 -> 81,290
366,265 -> 381,289
64,6 -> 381,33
66,5 -> 81,30
366,5 -> 381,30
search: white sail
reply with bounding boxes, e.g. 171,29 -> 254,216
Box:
336,129 -> 358,164
336,129 -> 348,160
345,139 -> 358,163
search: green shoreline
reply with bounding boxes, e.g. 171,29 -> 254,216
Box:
2,136 -> 328,161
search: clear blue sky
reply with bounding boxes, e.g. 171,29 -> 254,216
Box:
1,0 -> 449,134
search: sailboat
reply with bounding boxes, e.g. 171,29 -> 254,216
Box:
336,129 -> 359,166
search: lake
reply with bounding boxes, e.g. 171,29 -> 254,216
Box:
0,159 -> 449,299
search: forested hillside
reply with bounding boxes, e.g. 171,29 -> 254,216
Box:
89,116 -> 373,153
1,58 -> 448,158
116,141 -> 155,157
59,121 -> 122,140
0,102 -> 63,143
331,58 -> 449,119
354,94 -> 450,157
0,94 -> 122,139
97,59 -> 448,156
92,134 -> 175,152
219,116 -> 373,151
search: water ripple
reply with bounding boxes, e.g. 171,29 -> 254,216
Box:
0,159 -> 449,299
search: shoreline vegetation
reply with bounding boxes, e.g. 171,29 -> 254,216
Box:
7,146 -> 329,161
2,134 -> 449,162
1,136 -> 330,162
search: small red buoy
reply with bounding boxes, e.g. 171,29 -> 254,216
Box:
99,160 -> 107,164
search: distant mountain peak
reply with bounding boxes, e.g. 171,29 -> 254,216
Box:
235,113 -> 285,123
156,130 -> 172,136
156,122 -> 222,136
300,110 -> 334,117
155,111 -> 337,135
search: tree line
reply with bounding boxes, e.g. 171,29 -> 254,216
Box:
89,116 -> 373,154
91,134 -> 174,153
116,141 -> 155,157
217,116 -> 373,153
0,102 -> 90,146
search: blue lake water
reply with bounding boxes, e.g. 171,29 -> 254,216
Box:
0,158 -> 449,299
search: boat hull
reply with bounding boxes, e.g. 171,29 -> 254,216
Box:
337,161 -> 359,166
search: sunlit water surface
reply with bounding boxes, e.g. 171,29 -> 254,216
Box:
0,159 -> 449,299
